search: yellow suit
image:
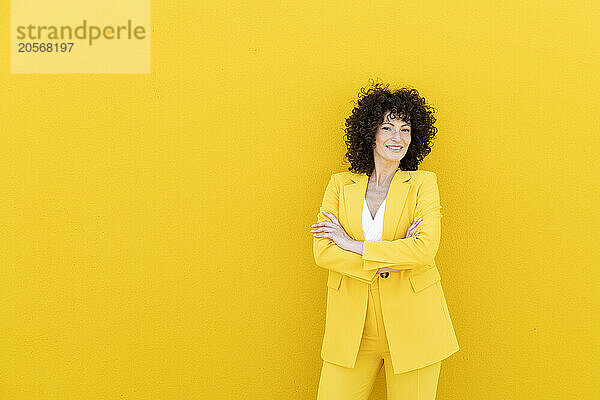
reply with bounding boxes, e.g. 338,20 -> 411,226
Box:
313,169 -> 460,374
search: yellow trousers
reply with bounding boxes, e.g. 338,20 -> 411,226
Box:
317,275 -> 442,400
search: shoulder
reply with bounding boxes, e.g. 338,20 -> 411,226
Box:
411,169 -> 437,180
326,170 -> 438,185
320,171 -> 355,187
409,170 -> 439,193
330,171 -> 355,183
411,171 -> 440,198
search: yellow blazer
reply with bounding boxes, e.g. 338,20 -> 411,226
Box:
313,169 -> 460,374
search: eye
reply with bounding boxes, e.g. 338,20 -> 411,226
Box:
382,127 -> 390,130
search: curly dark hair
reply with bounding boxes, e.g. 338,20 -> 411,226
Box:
343,80 -> 438,175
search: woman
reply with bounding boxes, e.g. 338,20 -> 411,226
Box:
310,82 -> 460,399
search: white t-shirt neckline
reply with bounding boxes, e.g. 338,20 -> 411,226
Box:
363,197 -> 387,241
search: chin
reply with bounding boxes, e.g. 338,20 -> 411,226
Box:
387,152 -> 405,158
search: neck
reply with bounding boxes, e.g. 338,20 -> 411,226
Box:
370,158 -> 401,187
370,167 -> 399,188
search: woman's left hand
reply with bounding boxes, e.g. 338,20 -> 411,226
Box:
311,211 -> 356,252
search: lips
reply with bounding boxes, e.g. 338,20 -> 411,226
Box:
386,145 -> 403,151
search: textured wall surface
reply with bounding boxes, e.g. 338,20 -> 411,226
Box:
1,0 -> 599,399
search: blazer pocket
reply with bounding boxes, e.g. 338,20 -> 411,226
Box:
326,270 -> 343,290
409,266 -> 441,293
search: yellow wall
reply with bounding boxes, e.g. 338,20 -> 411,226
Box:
1,1 -> 599,398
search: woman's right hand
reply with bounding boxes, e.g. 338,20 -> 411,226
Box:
376,217 -> 422,274
405,217 -> 422,239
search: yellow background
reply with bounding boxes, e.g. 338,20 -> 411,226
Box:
1,1 -> 599,399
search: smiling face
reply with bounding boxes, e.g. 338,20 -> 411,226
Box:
373,110 -> 411,164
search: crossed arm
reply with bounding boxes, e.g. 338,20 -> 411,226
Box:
312,172 -> 443,284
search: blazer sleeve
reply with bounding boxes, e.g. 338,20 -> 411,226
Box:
313,174 -> 379,284
361,171 -> 443,270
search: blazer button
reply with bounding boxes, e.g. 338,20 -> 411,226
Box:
379,272 -> 389,278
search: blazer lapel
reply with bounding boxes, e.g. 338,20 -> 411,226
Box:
343,169 -> 412,241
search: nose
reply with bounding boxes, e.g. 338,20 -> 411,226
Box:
390,130 -> 404,143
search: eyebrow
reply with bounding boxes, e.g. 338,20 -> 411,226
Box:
383,122 -> 410,127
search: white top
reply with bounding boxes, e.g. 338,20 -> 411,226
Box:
362,197 -> 386,241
